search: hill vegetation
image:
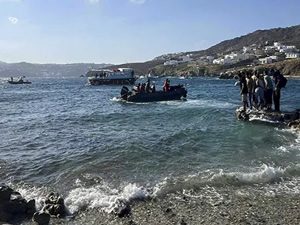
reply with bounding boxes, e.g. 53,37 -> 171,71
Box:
155,25 -> 300,61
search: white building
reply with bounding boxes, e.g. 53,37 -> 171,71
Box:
286,52 -> 300,58
181,55 -> 193,63
283,46 -> 297,53
164,60 -> 178,66
274,42 -> 283,49
269,55 -> 278,61
213,58 -> 232,64
243,46 -> 251,53
259,57 -> 273,64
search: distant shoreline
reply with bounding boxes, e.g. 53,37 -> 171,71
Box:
285,75 -> 300,79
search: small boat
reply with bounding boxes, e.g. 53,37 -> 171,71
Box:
8,76 -> 31,84
120,85 -> 187,102
87,68 -> 136,85
8,80 -> 32,84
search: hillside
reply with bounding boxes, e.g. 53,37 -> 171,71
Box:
168,25 -> 300,60
149,25 -> 300,77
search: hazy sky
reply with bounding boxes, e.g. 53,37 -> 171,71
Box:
1,0 -> 300,64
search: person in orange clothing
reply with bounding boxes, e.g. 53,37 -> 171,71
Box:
164,79 -> 170,92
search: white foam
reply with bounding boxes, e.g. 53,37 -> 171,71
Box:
249,115 -> 281,123
215,164 -> 285,183
110,97 -> 121,102
65,183 -> 146,214
15,185 -> 48,211
174,99 -> 237,109
277,146 -> 289,152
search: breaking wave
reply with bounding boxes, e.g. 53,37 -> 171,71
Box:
15,164 -> 300,215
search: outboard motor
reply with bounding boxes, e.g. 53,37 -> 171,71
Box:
121,86 -> 129,100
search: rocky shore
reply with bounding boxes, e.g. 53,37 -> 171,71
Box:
0,186 -> 66,225
236,108 -> 300,131
43,184 -> 300,225
3,180 -> 300,224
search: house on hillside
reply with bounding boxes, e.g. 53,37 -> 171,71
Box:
164,60 -> 178,66
259,57 -> 274,64
279,46 -> 297,53
274,42 -> 283,49
213,58 -> 232,64
243,46 -> 252,54
181,55 -> 193,63
286,53 -> 300,59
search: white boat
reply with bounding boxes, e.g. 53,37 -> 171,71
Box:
87,68 -> 136,85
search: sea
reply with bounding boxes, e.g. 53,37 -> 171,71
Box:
1,76 -> 300,221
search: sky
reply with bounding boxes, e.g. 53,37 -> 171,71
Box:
1,0 -> 300,64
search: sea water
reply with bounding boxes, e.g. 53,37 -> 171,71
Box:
1,77 -> 300,217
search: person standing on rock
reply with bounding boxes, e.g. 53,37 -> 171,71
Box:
254,73 -> 265,110
273,70 -> 285,111
246,71 -> 253,109
251,70 -> 258,108
238,72 -> 248,111
263,70 -> 274,110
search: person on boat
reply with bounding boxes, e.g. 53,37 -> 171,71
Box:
164,79 -> 170,92
145,79 -> 150,93
151,82 -> 156,93
132,83 -> 139,92
140,83 -> 145,93
136,83 -> 141,93
10,77 -> 13,81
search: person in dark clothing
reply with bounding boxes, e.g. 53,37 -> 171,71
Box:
263,70 -> 274,110
273,70 -> 284,111
238,72 -> 248,111
145,79 -> 150,93
141,83 -> 146,93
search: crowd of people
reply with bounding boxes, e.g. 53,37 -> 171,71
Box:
132,78 -> 173,93
132,79 -> 156,93
238,68 -> 287,112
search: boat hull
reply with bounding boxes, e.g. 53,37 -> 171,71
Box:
88,78 -> 135,85
8,81 -> 31,84
121,86 -> 187,102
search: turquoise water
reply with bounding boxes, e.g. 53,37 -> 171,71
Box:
1,77 -> 300,214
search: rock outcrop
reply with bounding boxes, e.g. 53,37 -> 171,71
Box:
236,108 -> 300,131
42,192 -> 66,218
0,186 -> 36,223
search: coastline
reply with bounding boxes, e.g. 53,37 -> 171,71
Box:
46,184 -> 300,225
